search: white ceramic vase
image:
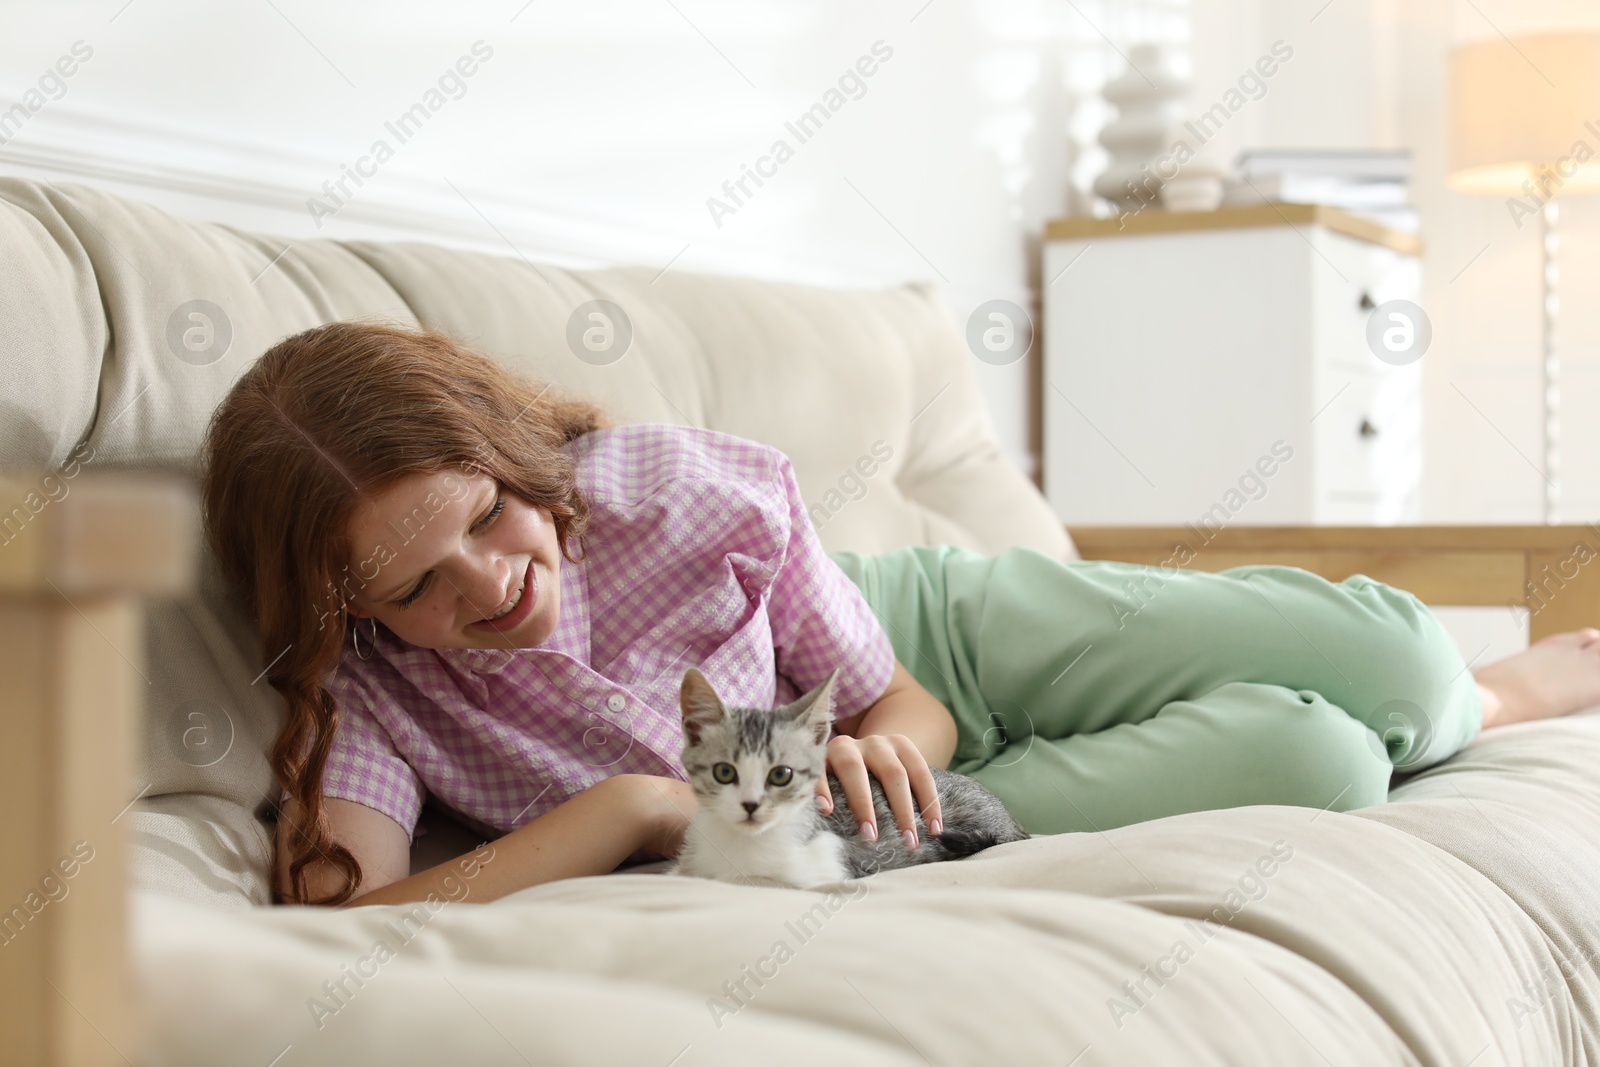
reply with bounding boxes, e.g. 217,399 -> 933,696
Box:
1093,43 -> 1191,207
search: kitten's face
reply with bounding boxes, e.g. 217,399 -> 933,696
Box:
678,668 -> 838,833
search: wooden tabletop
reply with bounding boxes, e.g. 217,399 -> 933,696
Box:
1044,203 -> 1422,256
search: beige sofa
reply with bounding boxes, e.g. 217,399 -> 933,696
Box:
3,177 -> 1598,1066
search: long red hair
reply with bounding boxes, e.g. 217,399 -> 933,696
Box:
200,320 -> 610,905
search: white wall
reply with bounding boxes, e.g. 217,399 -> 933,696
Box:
3,0 -> 1157,484
1189,0 -> 1600,523
10,0 -> 1578,520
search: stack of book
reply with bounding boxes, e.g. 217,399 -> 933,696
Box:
1222,149 -> 1417,232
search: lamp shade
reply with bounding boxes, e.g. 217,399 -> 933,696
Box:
1447,32 -> 1600,195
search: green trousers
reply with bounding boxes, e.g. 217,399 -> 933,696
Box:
827,545 -> 1483,835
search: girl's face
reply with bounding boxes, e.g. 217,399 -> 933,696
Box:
342,469 -> 562,650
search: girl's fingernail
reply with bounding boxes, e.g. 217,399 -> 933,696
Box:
816,794 -> 829,811
929,818 -> 943,836
902,829 -> 917,849
860,820 -> 877,841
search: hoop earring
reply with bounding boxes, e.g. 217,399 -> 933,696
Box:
351,616 -> 377,660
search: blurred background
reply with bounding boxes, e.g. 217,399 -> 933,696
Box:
2,0 -> 1596,524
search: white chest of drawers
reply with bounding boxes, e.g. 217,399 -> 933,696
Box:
1041,205 -> 1423,527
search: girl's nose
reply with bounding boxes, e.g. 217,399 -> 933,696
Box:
469,562 -> 512,616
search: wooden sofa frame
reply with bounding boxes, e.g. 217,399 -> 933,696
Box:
1067,523 -> 1600,644
5,473 -> 1598,1064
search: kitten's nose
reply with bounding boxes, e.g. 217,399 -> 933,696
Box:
741,801 -> 760,815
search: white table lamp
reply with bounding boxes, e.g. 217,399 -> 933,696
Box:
1448,32 -> 1600,523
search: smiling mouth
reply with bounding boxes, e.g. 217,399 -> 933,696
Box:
485,578 -> 525,621
468,560 -> 536,633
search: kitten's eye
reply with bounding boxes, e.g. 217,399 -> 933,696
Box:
767,766 -> 793,787
712,762 -> 737,785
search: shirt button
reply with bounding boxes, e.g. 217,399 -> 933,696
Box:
607,693 -> 626,713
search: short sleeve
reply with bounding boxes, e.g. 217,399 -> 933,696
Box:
766,452 -> 897,719
316,666 -> 427,841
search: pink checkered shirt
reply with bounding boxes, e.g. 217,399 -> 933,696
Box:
313,423 -> 897,840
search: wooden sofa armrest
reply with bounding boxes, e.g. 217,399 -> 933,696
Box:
0,472 -> 198,1067
1066,524 -> 1600,643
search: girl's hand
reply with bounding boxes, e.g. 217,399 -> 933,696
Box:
816,733 -> 943,849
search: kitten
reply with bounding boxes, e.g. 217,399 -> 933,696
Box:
667,666 -> 1030,889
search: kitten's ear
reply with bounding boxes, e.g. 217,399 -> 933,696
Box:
788,668 -> 840,746
679,667 -> 726,744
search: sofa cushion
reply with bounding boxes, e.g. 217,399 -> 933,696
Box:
0,181 -> 109,470
129,709 -> 1600,1065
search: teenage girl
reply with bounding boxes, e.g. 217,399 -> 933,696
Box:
200,322 -> 1600,907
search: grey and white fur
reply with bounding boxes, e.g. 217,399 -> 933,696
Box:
668,666 -> 1030,889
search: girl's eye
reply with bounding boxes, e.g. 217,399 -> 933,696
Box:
476,496 -> 505,532
712,762 -> 737,785
767,766 -> 793,787
396,492 -> 502,607
396,575 -> 428,607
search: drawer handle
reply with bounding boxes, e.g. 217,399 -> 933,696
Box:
1358,417 -> 1379,438
1358,292 -> 1376,310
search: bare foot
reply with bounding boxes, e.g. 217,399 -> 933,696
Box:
1473,628 -> 1600,728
